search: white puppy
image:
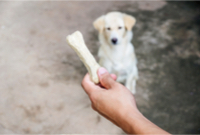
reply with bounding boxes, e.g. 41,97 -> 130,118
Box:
93,11 -> 138,94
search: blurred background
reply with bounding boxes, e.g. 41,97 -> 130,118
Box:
0,1 -> 200,134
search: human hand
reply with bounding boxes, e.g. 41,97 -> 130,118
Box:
81,67 -> 139,132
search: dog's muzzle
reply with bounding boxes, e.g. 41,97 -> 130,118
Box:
111,38 -> 118,45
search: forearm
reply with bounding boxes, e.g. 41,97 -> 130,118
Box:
119,108 -> 170,134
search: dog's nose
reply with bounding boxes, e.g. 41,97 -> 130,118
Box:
111,38 -> 118,44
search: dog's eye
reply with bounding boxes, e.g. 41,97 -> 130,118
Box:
107,27 -> 111,30
118,26 -> 122,29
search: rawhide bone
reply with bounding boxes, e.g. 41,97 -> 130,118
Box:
66,31 -> 100,84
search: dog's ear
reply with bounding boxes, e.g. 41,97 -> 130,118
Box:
123,14 -> 136,31
93,15 -> 105,32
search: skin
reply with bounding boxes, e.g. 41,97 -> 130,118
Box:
82,67 -> 171,134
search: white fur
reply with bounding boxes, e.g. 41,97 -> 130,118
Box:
94,12 -> 138,94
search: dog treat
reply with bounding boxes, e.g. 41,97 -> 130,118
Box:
66,31 -> 100,84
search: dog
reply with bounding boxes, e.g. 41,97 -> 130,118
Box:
93,11 -> 138,94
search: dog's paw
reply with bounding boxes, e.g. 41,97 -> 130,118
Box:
125,83 -> 136,94
130,87 -> 136,94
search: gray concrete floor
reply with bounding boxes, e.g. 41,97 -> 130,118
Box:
0,1 -> 200,134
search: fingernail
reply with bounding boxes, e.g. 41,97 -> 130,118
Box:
98,67 -> 107,76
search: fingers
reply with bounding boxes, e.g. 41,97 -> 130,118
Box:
82,68 -> 117,95
82,73 -> 101,95
110,74 -> 117,81
97,67 -> 116,89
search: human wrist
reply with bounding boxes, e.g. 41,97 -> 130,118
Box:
118,107 -> 142,133
121,108 -> 170,134
125,109 -> 145,133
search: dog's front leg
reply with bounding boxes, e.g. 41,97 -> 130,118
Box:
125,67 -> 138,94
125,76 -> 136,94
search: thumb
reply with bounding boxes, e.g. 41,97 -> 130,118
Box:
97,67 -> 116,89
